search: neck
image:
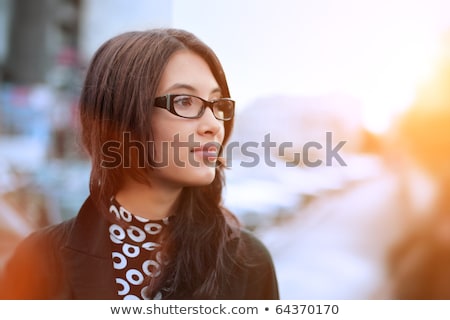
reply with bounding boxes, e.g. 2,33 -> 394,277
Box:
115,178 -> 182,220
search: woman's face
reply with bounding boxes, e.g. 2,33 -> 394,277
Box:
149,50 -> 225,189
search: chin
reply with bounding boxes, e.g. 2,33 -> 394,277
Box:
152,164 -> 217,188
185,167 -> 217,186
191,174 -> 216,186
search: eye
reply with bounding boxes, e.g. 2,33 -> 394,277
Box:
173,95 -> 194,108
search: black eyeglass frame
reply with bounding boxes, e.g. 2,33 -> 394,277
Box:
154,94 -> 235,121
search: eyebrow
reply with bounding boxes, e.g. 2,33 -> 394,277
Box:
163,83 -> 222,96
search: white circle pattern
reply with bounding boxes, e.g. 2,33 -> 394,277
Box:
142,241 -> 160,251
126,269 -> 144,285
112,252 -> 127,269
141,286 -> 153,300
109,199 -> 168,300
109,205 -> 120,219
127,226 -> 146,243
120,207 -> 133,222
123,243 -> 140,258
144,223 -> 162,235
134,215 -> 150,223
142,259 -> 161,278
109,224 -> 125,240
116,278 -> 130,296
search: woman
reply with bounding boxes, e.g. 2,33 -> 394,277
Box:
0,28 -> 279,299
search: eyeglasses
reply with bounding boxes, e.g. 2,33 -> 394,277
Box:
154,94 -> 235,121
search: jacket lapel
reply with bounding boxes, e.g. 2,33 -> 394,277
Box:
62,197 -> 118,299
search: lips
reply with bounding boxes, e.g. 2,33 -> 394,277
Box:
191,144 -> 220,161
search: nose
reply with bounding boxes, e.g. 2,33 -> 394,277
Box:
197,106 -> 223,136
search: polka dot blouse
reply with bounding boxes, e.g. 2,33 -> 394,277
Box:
108,197 -> 170,300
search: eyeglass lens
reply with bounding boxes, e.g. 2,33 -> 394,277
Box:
173,95 -> 233,120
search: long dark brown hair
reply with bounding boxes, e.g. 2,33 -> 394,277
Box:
78,28 -> 240,298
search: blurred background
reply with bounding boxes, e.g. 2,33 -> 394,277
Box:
1,0 -> 450,299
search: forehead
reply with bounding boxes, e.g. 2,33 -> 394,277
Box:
156,50 -> 220,95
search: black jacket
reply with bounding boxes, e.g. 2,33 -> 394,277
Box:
0,197 -> 279,299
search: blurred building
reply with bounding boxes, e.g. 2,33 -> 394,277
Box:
0,0 -> 173,155
0,0 -> 172,84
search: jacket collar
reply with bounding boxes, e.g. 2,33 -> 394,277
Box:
61,196 -> 118,299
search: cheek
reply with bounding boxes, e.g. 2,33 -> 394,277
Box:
218,125 -> 226,146
152,126 -> 195,147
151,114 -> 183,142
150,120 -> 194,161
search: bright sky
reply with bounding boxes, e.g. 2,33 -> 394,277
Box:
172,0 -> 450,133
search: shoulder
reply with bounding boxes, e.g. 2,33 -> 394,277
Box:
14,218 -> 75,256
235,228 -> 276,271
225,228 -> 280,299
239,228 -> 269,250
0,218 -> 75,299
